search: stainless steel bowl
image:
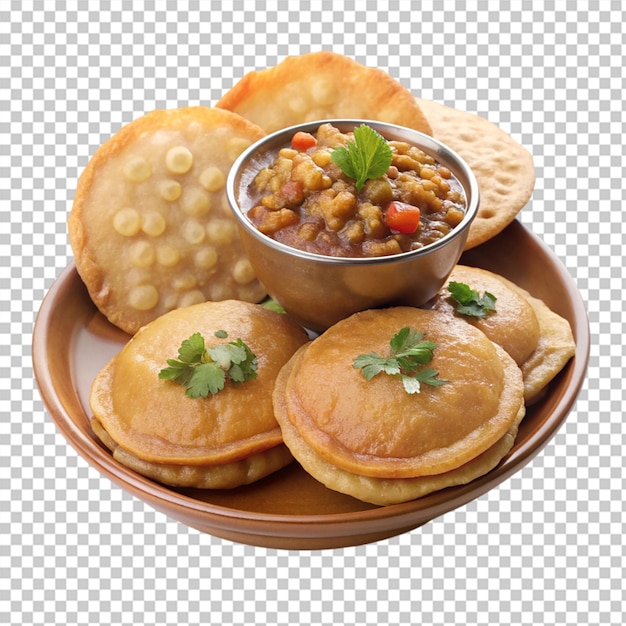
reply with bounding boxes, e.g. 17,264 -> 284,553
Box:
227,119 -> 480,332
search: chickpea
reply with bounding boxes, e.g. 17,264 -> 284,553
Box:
362,178 -> 393,207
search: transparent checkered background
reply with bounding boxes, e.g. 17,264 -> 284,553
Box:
2,2 -> 623,625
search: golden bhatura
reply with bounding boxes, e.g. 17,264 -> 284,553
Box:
273,307 -> 526,505
90,300 -> 309,488
432,265 -> 576,404
216,50 -> 433,135
69,106 -> 268,336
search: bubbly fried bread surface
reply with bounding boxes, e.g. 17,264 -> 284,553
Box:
92,417 -> 294,489
69,106 -> 267,335
416,98 -> 536,250
216,51 -> 432,135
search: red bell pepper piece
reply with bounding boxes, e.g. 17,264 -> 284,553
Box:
385,201 -> 421,234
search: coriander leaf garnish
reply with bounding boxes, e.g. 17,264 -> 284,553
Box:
186,362 -> 226,398
448,281 -> 497,318
176,332 -> 206,364
401,368 -> 446,395
352,352 -> 402,380
260,297 -> 286,314
159,331 -> 258,398
331,124 -> 393,192
352,326 -> 447,394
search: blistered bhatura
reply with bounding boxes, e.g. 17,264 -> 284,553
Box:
69,106 -> 268,335
415,98 -> 536,250
216,51 -> 433,135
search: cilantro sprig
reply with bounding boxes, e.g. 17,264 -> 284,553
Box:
352,326 -> 447,394
158,331 -> 258,398
448,281 -> 497,318
331,124 -> 393,192
260,297 -> 286,314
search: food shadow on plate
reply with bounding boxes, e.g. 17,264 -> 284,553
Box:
179,461 -> 380,516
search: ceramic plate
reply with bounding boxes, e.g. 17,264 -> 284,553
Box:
33,220 -> 589,550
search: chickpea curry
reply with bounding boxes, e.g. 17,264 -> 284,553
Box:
244,123 -> 467,258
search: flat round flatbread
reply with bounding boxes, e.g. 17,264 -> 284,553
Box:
274,373 -> 524,505
274,307 -> 525,481
416,98 -> 535,249
433,265 -> 575,404
433,265 -> 541,366
91,417 -> 294,489
69,106 -> 267,335
519,292 -> 576,404
90,300 -> 309,478
216,51 -> 432,135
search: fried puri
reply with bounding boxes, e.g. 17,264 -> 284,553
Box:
216,51 -> 432,135
517,290 -> 577,404
433,265 -> 540,366
69,106 -> 267,335
415,98 -> 535,250
273,307 -> 525,504
433,265 -> 575,404
90,300 -> 309,488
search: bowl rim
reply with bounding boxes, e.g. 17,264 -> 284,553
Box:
226,118 -> 480,265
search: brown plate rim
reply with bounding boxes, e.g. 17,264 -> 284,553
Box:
32,220 -> 590,543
